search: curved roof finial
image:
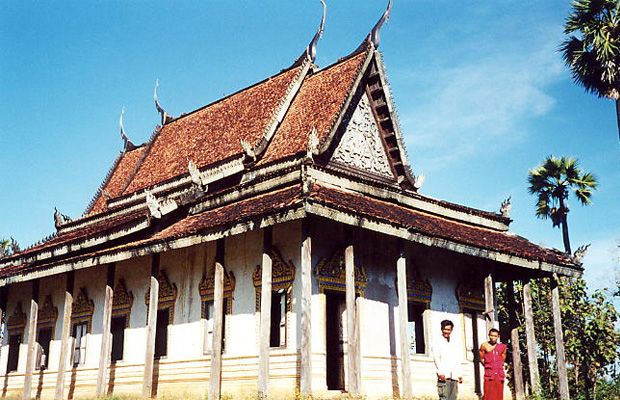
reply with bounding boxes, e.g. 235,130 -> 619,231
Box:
349,0 -> 392,56
119,107 -> 136,152
290,0 -> 327,68
154,79 -> 174,125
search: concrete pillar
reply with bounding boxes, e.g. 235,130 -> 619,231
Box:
96,263 -> 115,397
209,239 -> 225,400
258,228 -> 272,398
55,272 -> 74,400
551,274 -> 570,400
396,252 -> 412,398
300,219 -> 312,397
23,280 -> 39,400
507,281 -> 525,400
143,254 -> 160,398
523,281 -> 541,394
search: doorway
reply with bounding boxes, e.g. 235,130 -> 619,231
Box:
325,290 -> 346,390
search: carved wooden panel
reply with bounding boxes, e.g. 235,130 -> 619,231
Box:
457,280 -> 485,311
314,248 -> 367,295
112,280 -> 134,328
331,93 -> 393,178
7,302 -> 27,334
406,265 -> 432,304
72,288 -> 95,332
145,270 -> 177,324
199,264 -> 235,316
37,295 -> 58,330
253,247 -> 296,312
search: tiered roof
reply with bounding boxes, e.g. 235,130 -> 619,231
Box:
0,6 -> 582,284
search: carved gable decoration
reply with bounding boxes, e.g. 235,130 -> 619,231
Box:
406,267 -> 432,304
253,248 -> 296,291
199,265 -> 236,302
72,288 -> 95,330
145,270 -> 177,324
38,296 -> 59,328
331,93 -> 393,178
112,280 -> 134,327
457,281 -> 485,311
7,302 -> 27,334
314,249 -> 368,294
253,247 -> 296,312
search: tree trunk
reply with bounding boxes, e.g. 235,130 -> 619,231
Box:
616,98 -> 619,150
559,198 -> 571,254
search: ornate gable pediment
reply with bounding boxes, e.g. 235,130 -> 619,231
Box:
330,92 -> 394,179
253,248 -> 296,290
314,248 -> 368,294
456,280 -> 485,311
112,280 -> 134,327
145,270 -> 177,324
200,264 -> 236,302
38,295 -> 58,328
406,266 -> 432,304
7,302 -> 27,334
72,288 -> 95,330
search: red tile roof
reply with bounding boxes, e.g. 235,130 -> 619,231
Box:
122,67 -> 303,195
308,185 -> 574,266
260,52 -> 369,165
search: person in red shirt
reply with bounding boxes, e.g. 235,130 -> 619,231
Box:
479,328 -> 507,400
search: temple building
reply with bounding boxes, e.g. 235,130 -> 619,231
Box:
0,2 -> 580,399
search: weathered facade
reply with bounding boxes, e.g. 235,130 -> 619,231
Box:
0,3 -> 580,400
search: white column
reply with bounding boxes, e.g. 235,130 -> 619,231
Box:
300,221 -> 312,396
397,254 -> 412,398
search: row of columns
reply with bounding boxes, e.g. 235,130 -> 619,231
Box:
2,231 -> 570,400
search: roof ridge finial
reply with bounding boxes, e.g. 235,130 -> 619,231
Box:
349,0 -> 392,57
154,79 -> 174,125
119,107 -> 137,152
290,0 -> 327,68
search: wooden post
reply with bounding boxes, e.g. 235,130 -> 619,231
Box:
258,228 -> 272,398
96,263 -> 115,397
143,254 -> 160,398
23,280 -> 39,400
300,219 -> 312,397
507,281 -> 525,400
523,281 -> 541,394
396,252 -> 412,399
345,245 -> 360,394
55,272 -> 74,400
209,239 -> 225,400
484,272 -> 497,332
551,274 -> 570,400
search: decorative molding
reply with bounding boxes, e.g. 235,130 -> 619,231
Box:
72,288 -> 95,331
331,93 -> 393,178
253,247 -> 296,312
199,264 -> 235,316
112,280 -> 134,328
314,248 -> 367,295
406,266 -> 432,304
7,302 -> 27,334
37,295 -> 59,329
456,280 -> 485,311
145,270 -> 177,324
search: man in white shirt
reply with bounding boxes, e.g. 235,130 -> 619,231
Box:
433,319 -> 462,400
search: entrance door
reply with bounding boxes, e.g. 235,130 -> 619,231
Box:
325,290 -> 346,390
464,309 -> 485,396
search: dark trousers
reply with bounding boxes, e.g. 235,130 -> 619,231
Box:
437,379 -> 458,400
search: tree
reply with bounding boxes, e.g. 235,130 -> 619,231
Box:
560,0 -> 620,149
0,237 -> 19,258
527,155 -> 598,253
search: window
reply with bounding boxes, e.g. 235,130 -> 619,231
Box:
111,315 -> 126,363
270,289 -> 287,348
407,302 -> 426,355
203,298 -> 228,354
7,334 -> 21,372
154,308 -> 169,359
72,322 -> 88,366
36,327 -> 52,370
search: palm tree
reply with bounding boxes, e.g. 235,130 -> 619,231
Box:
527,156 -> 598,254
560,0 -> 620,149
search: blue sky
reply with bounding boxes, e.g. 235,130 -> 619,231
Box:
1,1 -> 618,294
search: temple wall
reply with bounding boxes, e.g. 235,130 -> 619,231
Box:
0,219 -> 512,399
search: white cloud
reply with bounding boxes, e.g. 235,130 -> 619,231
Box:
397,27 -> 565,167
